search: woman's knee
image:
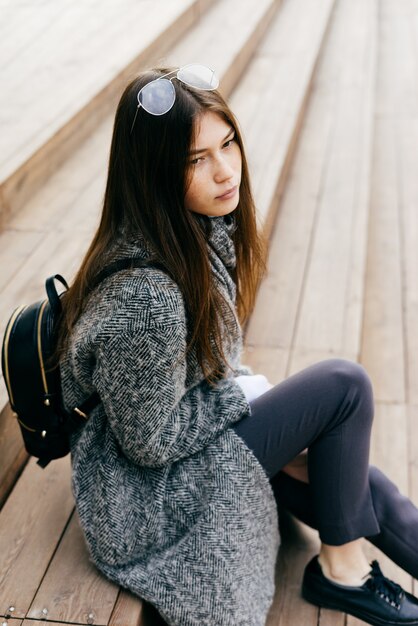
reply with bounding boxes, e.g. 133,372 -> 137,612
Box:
327,359 -> 374,418
329,358 -> 373,392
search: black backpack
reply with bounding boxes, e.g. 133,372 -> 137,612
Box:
1,257 -> 152,468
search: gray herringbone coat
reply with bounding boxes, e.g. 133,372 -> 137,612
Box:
61,216 -> 280,626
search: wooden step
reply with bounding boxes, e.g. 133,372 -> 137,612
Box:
245,0 -> 416,620
0,457 -> 149,626
360,0 -> 418,405
230,0 -> 336,240
167,0 -> 280,96
0,0 -> 215,227
359,4 -> 418,600
0,458 -> 74,621
246,0 -> 377,371
243,0 -> 379,621
3,0 -> 416,624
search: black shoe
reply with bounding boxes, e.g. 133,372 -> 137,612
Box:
302,556 -> 418,626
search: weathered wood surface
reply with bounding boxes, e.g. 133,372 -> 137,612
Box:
0,458 -> 74,619
230,0 -> 336,239
1,0 -> 418,624
252,0 -> 415,623
0,0 -> 207,222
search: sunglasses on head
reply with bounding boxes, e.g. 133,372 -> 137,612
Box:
130,64 -> 219,134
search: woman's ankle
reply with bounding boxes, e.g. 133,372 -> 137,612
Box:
319,540 -> 371,586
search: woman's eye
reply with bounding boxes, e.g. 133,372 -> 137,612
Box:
190,157 -> 204,165
223,136 -> 235,149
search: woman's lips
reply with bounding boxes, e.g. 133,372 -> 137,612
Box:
216,185 -> 238,200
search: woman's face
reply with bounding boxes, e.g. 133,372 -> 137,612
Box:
185,111 -> 242,217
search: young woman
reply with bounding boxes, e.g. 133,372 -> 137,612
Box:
59,65 -> 418,626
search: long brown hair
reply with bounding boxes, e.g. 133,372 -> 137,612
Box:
57,68 -> 266,383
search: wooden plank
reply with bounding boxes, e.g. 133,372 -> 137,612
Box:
340,0 -> 377,360
0,229 -> 44,290
293,0 -> 377,359
0,2 -> 73,67
369,403 -> 411,589
252,0 -> 335,237
266,512 -> 319,625
320,608 -> 345,626
108,589 -> 144,626
370,404 -> 408,493
23,619 -> 70,626
410,405 -> 418,598
6,117 -> 111,234
57,173 -> 106,235
4,4 -> 413,626
241,347 -> 288,385
360,117 -> 405,403
360,0 -> 408,403
0,229 -> 92,338
0,0 -> 201,222
0,386 -> 8,429
361,0 -> 417,593
346,617 -> 370,626
231,0 -> 335,238
0,404 -> 28,508
0,0 -> 197,178
244,43 -> 338,349
4,0 -> 277,236
167,0 -> 280,97
0,4 -> 120,175
23,622 -> 80,626
398,118 -> 418,405
0,457 -> 74,618
377,0 -> 418,119
247,0 -> 375,365
0,0 -> 333,352
5,115 -> 113,237
28,511 -> 119,625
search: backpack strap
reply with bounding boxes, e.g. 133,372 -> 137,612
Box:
45,274 -> 69,315
91,257 -> 151,291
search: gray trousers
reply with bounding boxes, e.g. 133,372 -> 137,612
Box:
232,359 -> 418,579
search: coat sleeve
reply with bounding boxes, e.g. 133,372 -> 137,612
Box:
92,281 -> 251,468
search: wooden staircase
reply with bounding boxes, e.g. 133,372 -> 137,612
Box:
1,0 -> 417,624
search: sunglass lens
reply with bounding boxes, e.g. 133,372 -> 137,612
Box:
138,78 -> 176,115
177,64 -> 219,90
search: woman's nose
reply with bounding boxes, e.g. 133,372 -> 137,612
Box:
213,155 -> 234,182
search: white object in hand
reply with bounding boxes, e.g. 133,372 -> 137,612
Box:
234,374 -> 273,403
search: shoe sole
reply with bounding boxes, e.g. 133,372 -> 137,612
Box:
302,585 -> 418,626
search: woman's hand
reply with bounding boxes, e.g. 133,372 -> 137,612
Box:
281,449 -> 309,484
